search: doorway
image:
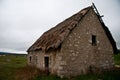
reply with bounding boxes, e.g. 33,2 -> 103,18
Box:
44,56 -> 49,74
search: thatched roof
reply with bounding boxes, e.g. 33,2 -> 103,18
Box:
27,6 -> 118,54
27,7 -> 91,52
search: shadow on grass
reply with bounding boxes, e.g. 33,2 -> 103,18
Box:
15,66 -> 120,80
72,68 -> 120,80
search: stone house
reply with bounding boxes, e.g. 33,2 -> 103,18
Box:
27,4 -> 118,77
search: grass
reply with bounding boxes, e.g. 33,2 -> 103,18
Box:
73,69 -> 120,80
0,53 -> 120,80
15,65 -> 41,80
0,54 -> 27,80
33,68 -> 120,80
33,75 -> 68,80
114,53 -> 120,65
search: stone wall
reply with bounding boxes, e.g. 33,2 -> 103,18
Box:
27,50 -> 62,74
59,8 -> 114,77
27,51 -> 45,70
27,8 -> 114,77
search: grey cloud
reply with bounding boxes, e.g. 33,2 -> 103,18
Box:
0,0 -> 120,53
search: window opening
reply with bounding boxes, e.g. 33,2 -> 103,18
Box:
29,56 -> 32,63
92,35 -> 97,46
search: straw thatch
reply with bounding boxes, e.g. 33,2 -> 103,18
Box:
27,6 -> 118,54
27,7 -> 91,52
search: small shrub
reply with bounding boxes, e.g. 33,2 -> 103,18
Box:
15,65 -> 45,80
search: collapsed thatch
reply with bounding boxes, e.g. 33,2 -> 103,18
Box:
27,7 -> 91,52
27,6 -> 118,54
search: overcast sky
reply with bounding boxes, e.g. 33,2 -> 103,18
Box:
0,0 -> 120,53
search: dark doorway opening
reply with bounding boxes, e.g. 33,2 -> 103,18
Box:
44,56 -> 49,74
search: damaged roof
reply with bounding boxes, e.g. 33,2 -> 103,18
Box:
27,6 -> 118,54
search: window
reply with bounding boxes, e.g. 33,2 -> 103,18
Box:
92,35 -> 97,46
29,56 -> 32,63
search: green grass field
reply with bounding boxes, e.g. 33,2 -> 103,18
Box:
0,54 -> 27,80
0,53 -> 120,80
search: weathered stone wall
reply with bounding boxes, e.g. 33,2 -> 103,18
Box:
59,8 -> 114,77
27,50 -> 61,74
27,8 -> 114,77
49,51 -> 61,74
27,51 -> 45,70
